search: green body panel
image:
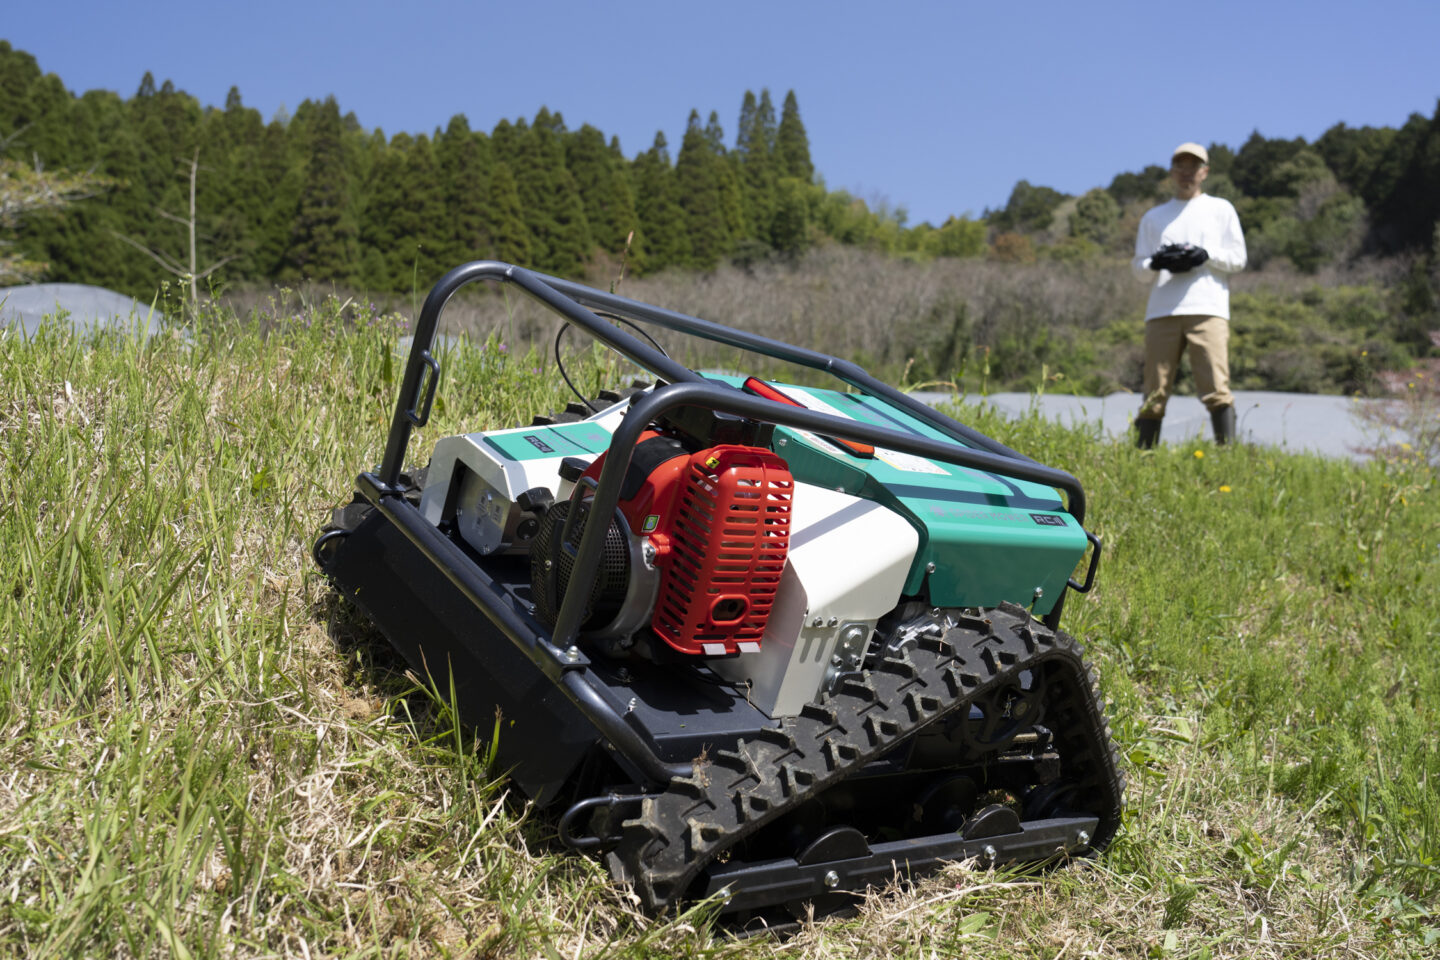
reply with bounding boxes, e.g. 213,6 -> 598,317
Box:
482,421 -> 613,462
715,378 -> 1086,614
480,382 -> 1086,614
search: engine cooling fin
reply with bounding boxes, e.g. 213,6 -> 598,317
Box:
606,602 -> 1125,914
530,499 -> 631,630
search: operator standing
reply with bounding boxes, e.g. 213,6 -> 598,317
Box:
1132,142 -> 1247,448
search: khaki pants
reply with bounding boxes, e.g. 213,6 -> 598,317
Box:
1139,315 -> 1233,420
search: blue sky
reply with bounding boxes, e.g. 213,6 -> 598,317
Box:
6,0 -> 1438,226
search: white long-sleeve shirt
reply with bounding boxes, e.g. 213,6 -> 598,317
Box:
1132,194 -> 1247,320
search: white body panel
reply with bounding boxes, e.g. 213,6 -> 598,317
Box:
419,401 -> 634,554
709,483 -> 919,718
420,432 -> 569,553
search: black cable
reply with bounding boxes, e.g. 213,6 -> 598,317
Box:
554,313 -> 670,412
596,311 -> 670,358
553,323 -> 593,412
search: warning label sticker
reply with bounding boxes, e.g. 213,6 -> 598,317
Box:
875,446 -> 948,475
781,387 -> 851,420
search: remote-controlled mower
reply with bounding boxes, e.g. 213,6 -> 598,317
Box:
313,261 -> 1123,920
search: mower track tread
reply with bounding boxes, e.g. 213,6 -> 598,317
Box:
607,602 -> 1123,913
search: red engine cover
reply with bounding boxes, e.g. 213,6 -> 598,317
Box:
649,445 -> 793,655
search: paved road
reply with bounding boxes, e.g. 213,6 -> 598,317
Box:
912,390 -> 1402,462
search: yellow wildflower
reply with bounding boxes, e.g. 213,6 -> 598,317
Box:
1193,450 -> 1205,459
1219,485 -> 1232,493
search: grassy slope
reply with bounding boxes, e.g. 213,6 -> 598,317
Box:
1,303 -> 1437,958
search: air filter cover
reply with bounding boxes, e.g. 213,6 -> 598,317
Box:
650,445 -> 793,655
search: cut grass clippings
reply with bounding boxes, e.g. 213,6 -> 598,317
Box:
1,297 -> 1437,957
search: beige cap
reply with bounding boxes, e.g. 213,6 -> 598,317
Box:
1172,142 -> 1209,164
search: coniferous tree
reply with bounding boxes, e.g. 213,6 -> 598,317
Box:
1,156 -> 114,282
0,50 -> 75,164
489,117 -> 519,167
495,116 -> 548,264
1206,143 -> 1235,178
704,111 -> 727,156
735,89 -> 778,250
567,123 -> 638,258
502,110 -> 591,275
631,131 -> 688,270
676,109 -> 733,269
770,177 -> 811,256
548,165 -> 592,276
705,110 -> 746,246
390,133 -> 448,287
538,110 -> 591,275
485,160 -> 532,266
2,46 -> 120,288
284,96 -> 358,283
0,42 -> 45,144
607,133 -> 643,267
36,90 -> 139,289
360,132 -> 434,291
357,131 -> 402,289
735,91 -> 757,158
435,114 -> 492,266
755,90 -> 778,156
253,113 -> 300,278
776,90 -> 813,183
124,76 -> 204,283
193,88 -> 264,281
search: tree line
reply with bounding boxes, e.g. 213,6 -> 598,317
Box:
0,41 -> 990,296
1,39 -> 1437,301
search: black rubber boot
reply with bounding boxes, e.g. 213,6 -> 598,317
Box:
1211,405 -> 1236,445
1136,418 -> 1161,449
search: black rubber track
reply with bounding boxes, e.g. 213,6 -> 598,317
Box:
606,602 -> 1124,914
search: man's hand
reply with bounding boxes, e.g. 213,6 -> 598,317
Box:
1149,242 -> 1210,272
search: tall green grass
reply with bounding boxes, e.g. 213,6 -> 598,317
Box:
960,404 -> 1440,944
1,298 -> 1436,957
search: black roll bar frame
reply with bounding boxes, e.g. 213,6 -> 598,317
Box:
355,260 -> 1097,787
